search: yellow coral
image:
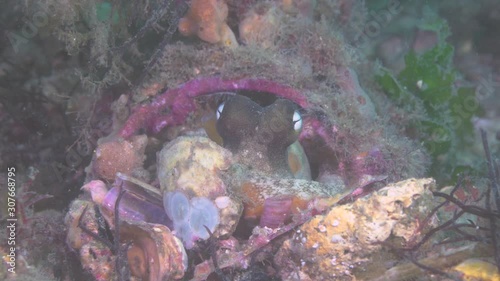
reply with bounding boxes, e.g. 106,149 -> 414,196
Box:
157,136 -> 232,198
276,178 -> 437,280
454,259 -> 500,281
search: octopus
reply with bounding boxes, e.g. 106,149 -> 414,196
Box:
67,77 -> 390,281
206,94 -> 340,228
215,95 -> 310,180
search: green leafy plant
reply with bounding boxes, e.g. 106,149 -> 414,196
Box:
375,19 -> 482,183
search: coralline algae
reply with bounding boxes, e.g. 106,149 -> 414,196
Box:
274,178 -> 438,280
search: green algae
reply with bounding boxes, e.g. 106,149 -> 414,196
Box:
376,18 -> 483,183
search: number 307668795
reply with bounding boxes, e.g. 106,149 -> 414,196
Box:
7,167 -> 16,216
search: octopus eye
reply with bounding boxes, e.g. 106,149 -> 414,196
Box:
216,102 -> 225,120
293,110 -> 302,132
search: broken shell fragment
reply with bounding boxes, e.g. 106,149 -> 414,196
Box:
120,221 -> 188,281
65,199 -> 116,281
82,179 -> 173,228
66,193 -> 187,281
102,185 -> 173,227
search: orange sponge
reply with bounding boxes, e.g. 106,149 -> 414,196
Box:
178,0 -> 237,47
93,135 -> 147,180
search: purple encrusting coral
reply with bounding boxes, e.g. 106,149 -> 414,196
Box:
119,77 -> 309,138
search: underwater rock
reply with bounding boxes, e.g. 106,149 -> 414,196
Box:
274,178 -> 437,280
214,195 -> 244,237
157,136 -> 242,240
178,0 -> 238,48
157,136 -> 232,198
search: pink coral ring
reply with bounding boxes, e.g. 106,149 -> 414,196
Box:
119,77 -> 309,138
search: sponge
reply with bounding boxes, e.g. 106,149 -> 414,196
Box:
163,191 -> 220,248
177,0 -> 237,47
